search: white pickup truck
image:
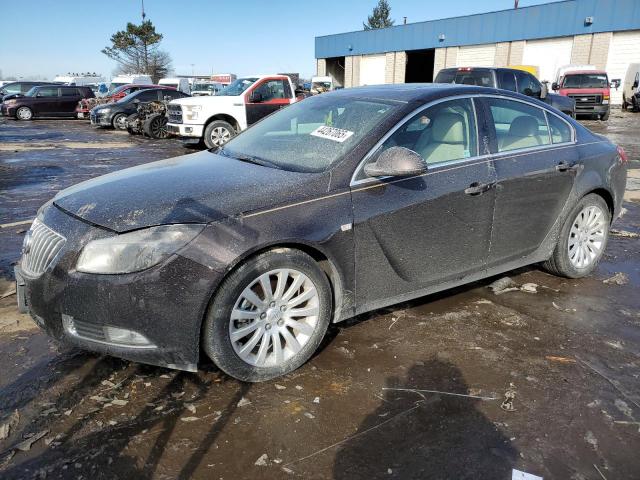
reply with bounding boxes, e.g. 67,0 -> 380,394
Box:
166,75 -> 298,149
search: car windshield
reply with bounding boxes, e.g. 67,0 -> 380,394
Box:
562,74 -> 608,89
220,94 -> 399,173
217,78 -> 257,96
193,83 -> 217,91
435,69 -> 494,87
109,82 -> 127,92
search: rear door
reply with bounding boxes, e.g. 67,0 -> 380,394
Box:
481,96 -> 578,267
245,78 -> 291,126
59,88 -> 81,114
351,97 -> 497,310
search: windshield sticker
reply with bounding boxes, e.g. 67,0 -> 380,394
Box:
310,125 -> 354,143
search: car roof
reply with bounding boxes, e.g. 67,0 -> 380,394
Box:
564,70 -> 607,75
325,83 -> 505,103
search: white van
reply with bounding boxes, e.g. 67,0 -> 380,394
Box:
622,63 -> 640,111
54,74 -> 105,86
108,74 -> 153,92
159,77 -> 190,94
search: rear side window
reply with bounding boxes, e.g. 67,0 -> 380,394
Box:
61,88 -> 79,96
35,87 -> 59,97
378,98 -> 478,165
498,71 -> 517,92
547,114 -> 572,144
135,90 -> 159,102
487,98 -> 550,152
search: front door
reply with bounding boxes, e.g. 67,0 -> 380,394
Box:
481,96 -> 578,267
31,86 -> 60,115
245,78 -> 291,126
350,97 -> 497,311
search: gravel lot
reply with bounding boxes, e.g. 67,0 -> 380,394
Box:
0,111 -> 639,479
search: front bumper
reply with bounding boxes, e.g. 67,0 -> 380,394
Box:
90,111 -> 112,126
16,206 -> 223,371
575,104 -> 609,115
167,122 -> 204,142
1,104 -> 16,116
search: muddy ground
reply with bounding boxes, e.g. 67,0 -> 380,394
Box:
0,112 -> 639,480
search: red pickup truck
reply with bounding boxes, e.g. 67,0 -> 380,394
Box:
552,70 -> 611,120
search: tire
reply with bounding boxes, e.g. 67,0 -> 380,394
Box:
600,110 -> 610,121
203,120 -> 235,149
111,112 -> 127,130
543,194 -> 610,278
143,113 -> 169,139
15,106 -> 33,121
125,113 -> 140,135
622,95 -> 628,111
202,248 -> 332,382
633,96 -> 639,113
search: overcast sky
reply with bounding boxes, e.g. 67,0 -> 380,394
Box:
0,0 -> 559,80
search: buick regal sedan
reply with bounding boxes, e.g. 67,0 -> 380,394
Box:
16,85 -> 627,381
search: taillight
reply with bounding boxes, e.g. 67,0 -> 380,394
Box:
457,67 -> 473,72
617,145 -> 628,164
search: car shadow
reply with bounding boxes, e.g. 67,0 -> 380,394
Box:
332,358 -> 518,479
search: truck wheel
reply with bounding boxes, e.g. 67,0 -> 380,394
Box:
112,113 -> 127,130
204,120 -> 235,149
15,106 -> 33,121
125,113 -> 140,135
600,110 -> 610,121
143,113 -> 169,139
633,97 -> 639,112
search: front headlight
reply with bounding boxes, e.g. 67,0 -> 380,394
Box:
77,224 -> 205,274
100,108 -> 111,114
184,105 -> 201,120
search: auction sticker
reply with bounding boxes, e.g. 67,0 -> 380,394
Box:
310,125 -> 354,143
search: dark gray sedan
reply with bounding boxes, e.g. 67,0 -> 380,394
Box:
16,85 -> 628,381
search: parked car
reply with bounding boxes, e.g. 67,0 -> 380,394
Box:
0,81 -> 62,104
435,67 -> 576,117
1,85 -> 94,120
622,63 -> 640,111
16,85 -> 627,381
552,70 -> 612,120
167,75 -> 298,149
76,84 -> 177,118
90,88 -> 189,129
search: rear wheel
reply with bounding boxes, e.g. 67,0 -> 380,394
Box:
15,106 -> 33,121
622,95 -> 628,111
203,120 -> 235,149
543,194 -> 610,278
143,113 -> 169,139
202,249 -> 332,382
600,110 -> 610,121
111,113 -> 127,130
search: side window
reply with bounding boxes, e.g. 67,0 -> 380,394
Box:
488,98 -> 550,152
516,72 -> 541,97
498,71 -> 517,92
377,98 -> 478,165
136,90 -> 158,102
3,84 -> 21,94
254,80 -> 286,101
35,87 -> 59,97
20,84 -> 33,93
61,88 -> 79,96
547,113 -> 572,144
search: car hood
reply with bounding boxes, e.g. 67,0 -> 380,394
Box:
53,150 -> 326,233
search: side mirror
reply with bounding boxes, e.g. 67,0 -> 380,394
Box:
250,91 -> 263,103
364,146 -> 427,178
540,82 -> 548,99
633,81 -> 639,89
552,82 -> 559,91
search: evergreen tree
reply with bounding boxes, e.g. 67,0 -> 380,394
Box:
363,0 -> 394,30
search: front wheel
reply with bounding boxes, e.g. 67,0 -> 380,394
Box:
202,249 -> 332,382
203,120 -> 235,149
143,113 -> 169,139
15,106 -> 33,121
543,194 -> 610,278
622,95 -> 628,111
600,110 -> 610,121
112,113 -> 127,130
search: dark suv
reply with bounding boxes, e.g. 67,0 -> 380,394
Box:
90,88 -> 189,129
435,67 -> 576,117
0,81 -> 62,103
1,85 -> 94,120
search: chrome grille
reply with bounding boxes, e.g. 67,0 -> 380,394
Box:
568,94 -> 602,105
167,104 -> 183,124
21,219 -> 66,276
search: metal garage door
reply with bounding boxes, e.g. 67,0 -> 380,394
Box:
606,31 -> 640,104
359,54 -> 386,86
523,37 -> 573,83
457,45 -> 496,67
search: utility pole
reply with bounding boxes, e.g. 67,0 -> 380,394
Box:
403,16 -> 407,25
514,0 -> 519,8
142,0 -> 146,20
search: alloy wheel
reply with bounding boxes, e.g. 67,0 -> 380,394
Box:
229,268 -> 320,367
567,205 -> 606,269
16,107 -> 32,120
210,126 -> 231,147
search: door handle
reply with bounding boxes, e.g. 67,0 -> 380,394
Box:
555,161 -> 579,172
464,181 -> 495,196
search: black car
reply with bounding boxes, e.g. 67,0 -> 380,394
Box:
0,81 -> 62,104
90,88 -> 189,129
16,85 -> 627,381
1,85 -> 94,119
435,67 -> 576,117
